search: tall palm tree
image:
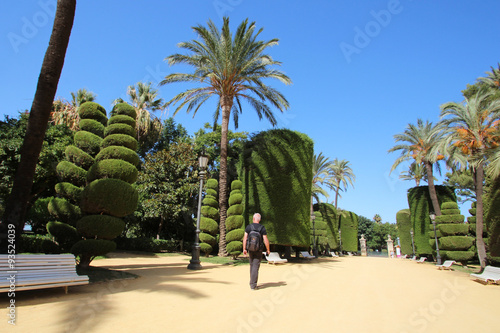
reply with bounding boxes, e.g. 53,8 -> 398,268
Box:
329,158 -> 355,209
440,89 -> 500,268
388,119 -> 445,215
1,0 -> 76,251
399,162 -> 431,186
312,152 -> 332,204
160,17 -> 291,256
479,63 -> 500,90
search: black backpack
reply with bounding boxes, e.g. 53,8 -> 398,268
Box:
247,224 -> 263,252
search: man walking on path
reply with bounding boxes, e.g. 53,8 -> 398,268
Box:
243,213 -> 270,290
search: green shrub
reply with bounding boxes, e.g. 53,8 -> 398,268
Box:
26,197 -> 53,234
65,145 -> 95,170
202,196 -> 218,208
441,209 -> 461,215
468,217 -> 477,224
469,208 -> 477,216
95,146 -> 140,166
227,204 -> 243,216
438,224 -> 469,236
201,206 -> 219,220
105,123 -> 136,138
441,202 -> 459,210
80,179 -> 138,217
101,134 -> 138,151
435,214 -> 465,224
443,250 -> 475,262
200,242 -> 213,256
396,209 -> 412,255
226,229 -> 245,242
47,197 -> 82,225
200,217 -> 219,235
226,240 -> 242,255
108,115 -> 136,129
206,189 -> 218,198
76,215 -> 125,240
79,119 -> 105,137
199,233 -> 217,246
339,211 -> 358,252
87,159 -> 138,184
226,215 -> 244,231
78,102 -> 107,125
115,237 -> 179,252
19,234 -> 60,254
46,221 -> 80,249
55,182 -> 83,202
56,161 -> 87,187
439,236 -> 474,251
229,193 -> 243,206
206,178 -> 218,190
111,103 -> 137,119
71,239 -> 117,258
315,202 -> 339,250
231,180 -> 243,190
74,131 -> 103,156
486,176 -> 500,256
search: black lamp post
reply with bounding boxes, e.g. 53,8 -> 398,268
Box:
410,228 -> 415,257
311,212 -> 318,258
430,212 -> 442,265
187,150 -> 209,270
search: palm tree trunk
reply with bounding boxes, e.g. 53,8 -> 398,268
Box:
425,161 -> 441,215
335,187 -> 339,209
217,96 -> 232,257
0,0 -> 76,252
475,164 -> 487,268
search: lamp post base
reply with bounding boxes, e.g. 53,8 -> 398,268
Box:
187,244 -> 202,270
187,260 -> 202,270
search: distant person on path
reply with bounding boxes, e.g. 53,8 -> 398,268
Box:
243,213 -> 270,290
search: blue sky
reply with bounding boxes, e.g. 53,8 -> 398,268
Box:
2,1 -> 500,223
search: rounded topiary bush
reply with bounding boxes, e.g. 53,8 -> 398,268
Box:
78,102 -> 107,125
437,224 -> 469,236
226,215 -> 245,231
199,178 -> 219,256
435,214 -> 465,224
226,241 -> 243,255
226,179 -> 244,257
107,115 -> 136,129
439,236 -> 474,251
111,103 -> 137,119
201,206 -> 219,220
199,233 -> 217,246
231,180 -> 243,191
200,242 -> 213,256
226,229 -> 245,242
105,123 -> 136,138
441,208 -> 461,215
444,250 -> 475,262
74,131 -> 103,156
200,217 -> 219,235
87,159 -> 138,184
80,178 -> 138,217
101,134 -> 138,151
65,145 -> 95,170
76,215 -> 125,240
47,198 -> 82,225
56,161 -> 87,187
206,188 -> 217,198
228,193 -> 243,206
46,221 -> 80,249
55,182 -> 83,202
79,119 -> 105,137
441,202 -> 459,210
202,196 -> 218,208
227,204 -> 243,216
95,146 -> 140,167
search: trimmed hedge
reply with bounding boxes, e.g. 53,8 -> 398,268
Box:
78,102 -> 107,125
228,193 -> 243,206
105,123 -> 136,138
79,118 -> 105,137
200,178 -> 219,256
226,215 -> 245,231
226,180 -> 244,257
55,182 -> 83,202
396,209 -> 412,255
439,236 -> 474,251
107,115 -> 136,129
46,221 -> 80,250
76,215 -> 125,240
339,211 -> 358,252
442,250 -> 475,262
311,211 -> 327,252
199,233 -> 217,246
115,237 -> 179,252
226,241 -> 243,254
19,234 -> 60,254
111,103 -> 137,119
95,146 -> 140,167
487,176 -> 500,256
239,129 -> 313,247
200,217 -> 219,235
47,197 -> 82,225
315,202 -> 339,250
202,196 -> 218,208
101,134 -> 138,151
56,161 -> 87,187
438,224 -> 469,236
227,204 -> 243,216
80,178 -> 138,217
87,159 -> 138,184
74,131 -> 103,156
226,229 -> 245,242
65,145 -> 95,170
435,214 -> 466,224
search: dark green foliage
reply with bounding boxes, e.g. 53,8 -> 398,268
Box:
111,103 -> 137,119
101,134 -> 138,151
200,218 -> 219,235
226,241 -> 243,256
46,221 -> 80,250
226,179 -> 244,256
439,236 -> 475,251
396,209 -> 412,255
19,234 -> 60,254
227,204 -> 243,216
226,215 -> 245,231
311,211 -> 327,252
115,237 -> 179,252
441,202 -> 459,210
80,179 -> 138,217
76,215 -> 125,240
71,239 -> 117,258
47,197 -> 82,225
74,131 -> 103,156
105,123 -> 136,138
231,180 -> 243,191
65,145 -> 95,170
441,209 -> 461,215
200,178 -> 219,255
438,224 -> 469,236
229,193 -> 243,206
56,161 -> 87,187
442,250 -> 475,262
315,203 -> 339,250
79,118 -> 105,137
202,196 -> 218,208
486,176 -> 500,256
407,185 -> 456,255
108,115 -> 136,129
200,242 -> 213,255
227,229 -> 245,242
469,208 -> 477,216
87,159 -> 138,184
199,232 -> 217,246
428,230 -> 443,239
78,102 -> 107,125
26,197 -> 53,234
435,214 -> 466,224
339,211 -> 358,252
468,217 -> 477,224
240,129 -> 313,247
55,182 -> 83,202
201,206 -> 219,220
95,146 -> 140,167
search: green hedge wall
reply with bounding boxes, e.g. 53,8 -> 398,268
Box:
396,209 -> 412,255
407,185 -> 456,256
486,176 -> 500,257
311,211 -> 328,252
339,210 -> 358,252
315,202 -> 339,250
239,129 -> 313,248
199,178 -> 219,256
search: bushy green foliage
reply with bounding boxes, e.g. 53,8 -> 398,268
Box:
435,214 -> 466,224
315,202 -> 339,250
78,102 -> 107,125
227,204 -> 243,216
407,185 -> 456,256
96,146 -> 140,166
200,242 -> 213,256
228,193 -> 243,206
105,123 -> 136,138
200,178 -> 219,255
65,145 -> 95,170
108,115 -> 136,129
26,197 -> 53,234
74,131 -> 104,156
55,182 -> 83,202
101,133 -> 138,151
311,211 -> 328,252
80,179 -> 138,217
201,206 -> 219,220
441,202 -> 459,210
115,237 -> 179,252
56,161 -> 87,187
231,180 -> 243,191
226,180 -> 244,257
441,250 -> 475,262
396,209 -> 412,255
486,176 -> 500,256
71,239 -> 117,258
441,208 -> 461,215
202,196 -> 218,208
199,232 -> 217,246
47,197 -> 82,225
239,129 -> 313,247
19,234 -> 60,254
46,221 -> 80,250
76,215 -> 125,240
438,224 -> 469,236
226,241 -> 243,257
226,215 -> 245,231
87,159 -> 138,184
111,103 -> 137,119
439,236 -> 474,251
227,229 -> 245,242
79,119 -> 105,137
339,210 -> 358,252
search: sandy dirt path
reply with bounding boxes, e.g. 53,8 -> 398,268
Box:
1,253 -> 499,333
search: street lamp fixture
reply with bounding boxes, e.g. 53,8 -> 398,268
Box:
311,213 -> 318,258
188,149 -> 209,270
429,212 -> 442,265
410,228 -> 415,257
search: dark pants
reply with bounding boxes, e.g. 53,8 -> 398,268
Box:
249,251 -> 263,289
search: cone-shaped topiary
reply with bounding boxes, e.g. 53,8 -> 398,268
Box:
226,180 -> 244,258
199,178 -> 219,256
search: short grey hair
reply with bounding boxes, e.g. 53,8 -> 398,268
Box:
253,213 -> 261,222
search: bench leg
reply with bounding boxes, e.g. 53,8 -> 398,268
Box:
64,286 -> 68,294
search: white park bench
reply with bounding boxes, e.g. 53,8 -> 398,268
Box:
0,254 -> 89,294
263,252 -> 288,264
470,266 -> 500,284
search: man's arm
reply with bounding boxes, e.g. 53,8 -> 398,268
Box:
242,232 -> 248,255
263,235 -> 270,255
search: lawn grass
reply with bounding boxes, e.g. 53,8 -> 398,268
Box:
199,256 -> 250,266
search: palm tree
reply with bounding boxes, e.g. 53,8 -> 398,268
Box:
311,152 -> 332,204
399,162 -> 432,186
51,88 -> 96,130
479,63 -> 500,90
70,88 -> 96,107
1,0 -> 76,251
329,158 -> 355,209
388,119 -> 446,215
160,17 -> 291,256
114,82 -> 165,156
440,89 -> 500,268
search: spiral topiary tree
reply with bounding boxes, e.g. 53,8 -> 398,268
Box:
226,180 -> 245,259
47,102 -> 107,251
73,102 -> 139,268
199,178 -> 219,256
